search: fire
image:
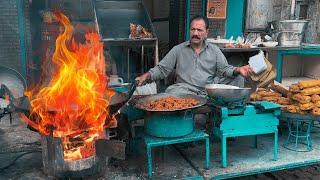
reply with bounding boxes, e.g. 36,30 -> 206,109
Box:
23,12 -> 115,160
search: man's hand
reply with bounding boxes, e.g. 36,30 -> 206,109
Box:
135,72 -> 151,86
234,65 -> 253,77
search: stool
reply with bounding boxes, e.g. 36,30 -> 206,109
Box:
144,129 -> 210,178
284,117 -> 313,152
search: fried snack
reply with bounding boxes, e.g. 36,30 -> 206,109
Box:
299,102 -> 314,111
257,88 -> 268,92
261,96 -> 279,102
270,83 -> 289,97
314,101 -> 320,108
283,105 -> 299,113
225,43 -> 235,48
277,97 -> 291,105
289,84 -> 301,93
291,93 -> 311,104
257,91 -> 282,97
143,96 -> 199,111
298,80 -> 320,89
311,94 -> 320,103
301,86 -> 320,95
250,92 -> 262,101
312,107 -> 320,116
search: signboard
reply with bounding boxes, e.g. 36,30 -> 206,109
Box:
207,0 -> 227,19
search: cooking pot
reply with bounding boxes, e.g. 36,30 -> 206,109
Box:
134,93 -> 206,137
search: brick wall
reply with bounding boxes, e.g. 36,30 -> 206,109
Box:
0,0 -> 31,77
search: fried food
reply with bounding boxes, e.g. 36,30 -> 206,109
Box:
299,102 -> 314,111
298,80 -> 320,89
301,86 -> 320,95
143,96 -> 199,111
130,23 -> 153,39
291,93 -> 311,104
312,107 -> 320,116
261,96 -> 279,102
257,91 -> 282,97
289,84 -> 301,93
311,94 -> 320,103
314,101 -> 320,108
250,92 -> 262,101
283,105 -> 299,113
277,97 -> 291,105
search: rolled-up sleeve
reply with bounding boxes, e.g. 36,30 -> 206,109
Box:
149,46 -> 178,81
215,49 -> 236,78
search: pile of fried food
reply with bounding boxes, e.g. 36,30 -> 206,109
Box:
250,80 -> 320,116
129,23 -> 153,39
142,96 -> 199,111
225,43 -> 251,48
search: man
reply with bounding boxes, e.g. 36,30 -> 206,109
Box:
136,15 -> 252,97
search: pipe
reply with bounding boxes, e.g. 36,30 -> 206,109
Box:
185,0 -> 191,41
202,0 -> 207,16
17,0 -> 27,79
290,0 -> 296,20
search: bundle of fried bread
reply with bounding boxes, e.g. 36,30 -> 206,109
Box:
250,79 -> 320,116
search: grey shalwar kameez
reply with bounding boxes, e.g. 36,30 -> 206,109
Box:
148,40 -> 244,97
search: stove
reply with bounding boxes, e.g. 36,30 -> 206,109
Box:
208,100 -> 281,167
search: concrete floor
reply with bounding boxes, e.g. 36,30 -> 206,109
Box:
1,113 -> 320,179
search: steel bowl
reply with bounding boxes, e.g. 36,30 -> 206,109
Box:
205,84 -> 251,103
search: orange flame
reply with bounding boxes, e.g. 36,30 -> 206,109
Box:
23,12 -> 115,160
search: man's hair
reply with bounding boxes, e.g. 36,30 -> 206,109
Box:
190,15 -> 209,29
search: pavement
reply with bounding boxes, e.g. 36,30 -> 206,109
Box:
1,113 -> 320,179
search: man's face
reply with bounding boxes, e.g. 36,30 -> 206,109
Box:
190,19 -> 208,45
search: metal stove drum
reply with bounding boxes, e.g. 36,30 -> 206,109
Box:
205,84 -> 281,167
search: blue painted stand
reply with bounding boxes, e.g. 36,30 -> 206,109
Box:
211,101 -> 281,167
280,112 -> 319,152
276,47 -> 320,82
144,129 -> 210,178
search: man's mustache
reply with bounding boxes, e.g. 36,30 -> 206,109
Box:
192,36 -> 200,39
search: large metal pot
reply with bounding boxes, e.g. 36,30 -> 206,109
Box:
134,93 -> 206,137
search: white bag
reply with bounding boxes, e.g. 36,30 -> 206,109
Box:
133,82 -> 157,95
249,50 -> 267,74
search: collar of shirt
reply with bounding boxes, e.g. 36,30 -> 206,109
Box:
185,39 -> 209,53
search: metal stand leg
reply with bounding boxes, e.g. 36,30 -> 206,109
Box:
285,119 -> 292,147
146,145 -> 152,178
253,135 -> 258,148
274,129 -> 278,160
127,48 -> 130,81
222,136 -> 227,168
307,120 -> 313,151
295,120 -> 299,149
205,137 -> 210,169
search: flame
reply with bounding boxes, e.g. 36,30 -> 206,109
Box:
23,12 -> 115,160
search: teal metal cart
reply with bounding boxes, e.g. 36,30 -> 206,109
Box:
210,101 -> 281,167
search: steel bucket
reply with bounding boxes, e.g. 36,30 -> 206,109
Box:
278,31 -> 303,47
279,20 -> 309,33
